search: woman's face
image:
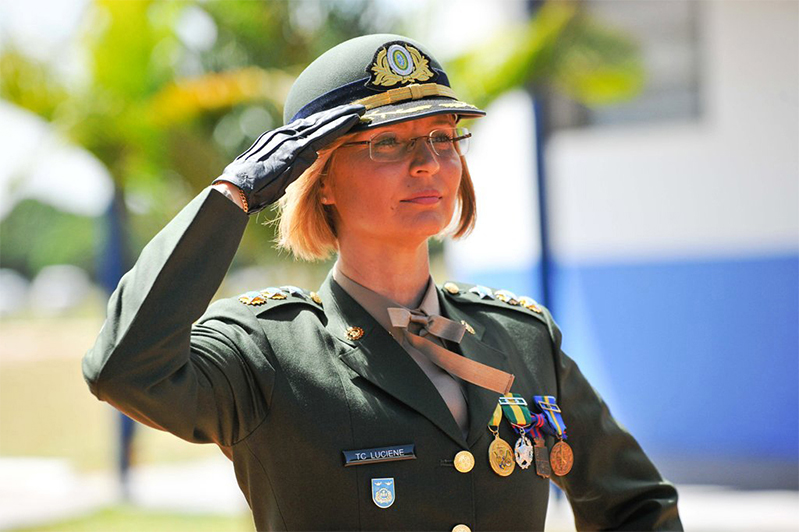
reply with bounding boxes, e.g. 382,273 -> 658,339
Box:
321,114 -> 462,248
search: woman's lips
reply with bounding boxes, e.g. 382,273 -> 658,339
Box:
402,191 -> 442,205
405,196 -> 440,205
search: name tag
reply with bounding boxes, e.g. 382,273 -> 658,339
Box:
343,444 -> 416,466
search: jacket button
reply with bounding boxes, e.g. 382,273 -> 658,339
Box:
453,450 -> 475,473
452,525 -> 471,532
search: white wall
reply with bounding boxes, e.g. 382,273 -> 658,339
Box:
546,0 -> 798,263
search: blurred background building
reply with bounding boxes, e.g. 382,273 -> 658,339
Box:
446,0 -> 798,490
0,0 -> 797,531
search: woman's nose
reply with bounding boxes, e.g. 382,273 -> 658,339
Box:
408,138 -> 440,174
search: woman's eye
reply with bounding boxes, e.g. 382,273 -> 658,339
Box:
430,131 -> 454,144
373,135 -> 401,149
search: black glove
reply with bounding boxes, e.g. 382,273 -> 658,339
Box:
215,103 -> 366,213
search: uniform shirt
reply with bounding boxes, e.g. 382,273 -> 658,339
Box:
333,264 -> 469,438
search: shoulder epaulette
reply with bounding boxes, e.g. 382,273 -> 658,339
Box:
237,285 -> 324,315
440,281 -> 547,324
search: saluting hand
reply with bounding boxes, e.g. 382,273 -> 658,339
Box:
214,103 -> 366,213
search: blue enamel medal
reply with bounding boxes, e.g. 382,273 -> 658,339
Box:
371,477 -> 395,508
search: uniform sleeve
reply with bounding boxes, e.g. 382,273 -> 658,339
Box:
543,311 -> 683,531
82,187 -> 274,447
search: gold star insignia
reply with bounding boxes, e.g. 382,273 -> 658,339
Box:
444,282 -> 460,294
346,326 -> 365,341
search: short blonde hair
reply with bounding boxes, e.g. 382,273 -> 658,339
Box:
276,137 -> 477,261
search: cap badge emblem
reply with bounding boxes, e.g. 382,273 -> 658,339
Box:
368,42 -> 435,89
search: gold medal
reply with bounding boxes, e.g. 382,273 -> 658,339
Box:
453,450 -> 475,473
550,440 -> 574,476
488,433 -> 515,477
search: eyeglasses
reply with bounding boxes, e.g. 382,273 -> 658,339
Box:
340,127 -> 471,162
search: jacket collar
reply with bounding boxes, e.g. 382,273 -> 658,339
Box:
318,272 -> 513,449
317,272 -> 468,447
331,264 -> 441,337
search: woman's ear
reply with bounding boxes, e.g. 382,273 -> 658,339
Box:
319,178 -> 335,205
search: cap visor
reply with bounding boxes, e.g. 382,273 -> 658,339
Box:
355,97 -> 485,130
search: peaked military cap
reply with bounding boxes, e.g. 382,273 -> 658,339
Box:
284,34 -> 486,129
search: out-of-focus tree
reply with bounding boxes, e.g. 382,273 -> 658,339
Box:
1,0 -> 399,279
447,1 -> 643,110
0,0 -> 642,281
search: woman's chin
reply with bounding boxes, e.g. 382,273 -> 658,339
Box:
342,213 -> 452,246
392,220 -> 449,243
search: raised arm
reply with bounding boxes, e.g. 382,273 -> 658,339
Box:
82,188 -> 266,446
82,104 -> 365,447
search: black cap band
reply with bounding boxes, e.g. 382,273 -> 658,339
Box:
290,70 -> 451,123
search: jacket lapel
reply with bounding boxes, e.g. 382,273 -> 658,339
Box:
317,274 -> 467,447
438,289 -> 512,448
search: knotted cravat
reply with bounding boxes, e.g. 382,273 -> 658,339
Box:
388,307 -> 514,394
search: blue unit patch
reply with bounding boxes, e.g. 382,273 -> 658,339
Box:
371,478 -> 395,509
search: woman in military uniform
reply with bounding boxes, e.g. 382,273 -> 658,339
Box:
83,34 -> 682,531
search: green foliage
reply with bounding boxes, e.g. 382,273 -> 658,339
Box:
0,0 -> 396,279
0,200 -> 97,279
549,12 -> 644,105
447,2 -> 643,109
0,50 -> 68,121
0,0 -> 643,282
90,1 -> 174,100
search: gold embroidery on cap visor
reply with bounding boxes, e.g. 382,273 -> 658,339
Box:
353,83 -> 481,125
439,101 -> 478,109
363,105 -> 433,122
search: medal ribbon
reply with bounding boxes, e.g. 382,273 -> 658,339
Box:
489,404 -> 503,432
534,395 -> 567,439
528,414 -> 546,440
499,393 -> 532,427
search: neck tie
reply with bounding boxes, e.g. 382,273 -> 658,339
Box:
387,307 -> 514,394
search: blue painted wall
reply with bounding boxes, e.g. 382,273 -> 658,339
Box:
455,253 -> 798,487
550,253 -> 798,460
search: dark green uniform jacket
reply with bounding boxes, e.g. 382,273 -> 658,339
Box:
83,188 -> 682,531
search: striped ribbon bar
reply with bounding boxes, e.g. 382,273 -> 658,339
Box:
534,395 -> 567,439
527,414 -> 548,440
499,393 -> 532,427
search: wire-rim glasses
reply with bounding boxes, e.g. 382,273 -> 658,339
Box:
340,127 -> 471,162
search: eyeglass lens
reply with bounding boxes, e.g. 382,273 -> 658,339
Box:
368,128 -> 470,162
